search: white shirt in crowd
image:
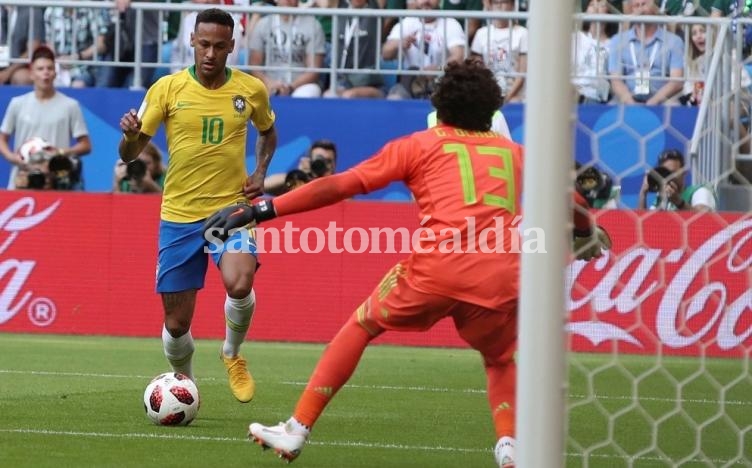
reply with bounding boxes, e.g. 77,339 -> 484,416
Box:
470,24 -> 528,97
386,17 -> 466,69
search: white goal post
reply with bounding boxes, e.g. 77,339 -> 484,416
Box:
518,1 -> 575,468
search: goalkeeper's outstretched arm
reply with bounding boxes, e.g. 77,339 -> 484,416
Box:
272,171 -> 366,216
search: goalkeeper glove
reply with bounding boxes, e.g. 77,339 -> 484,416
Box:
572,226 -> 612,261
203,200 -> 277,242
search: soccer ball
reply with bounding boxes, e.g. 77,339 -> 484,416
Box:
143,372 -> 200,426
18,137 -> 52,164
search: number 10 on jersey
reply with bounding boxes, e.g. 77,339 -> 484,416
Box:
201,116 -> 224,144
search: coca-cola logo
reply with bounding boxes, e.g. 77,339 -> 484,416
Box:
567,219 -> 752,352
0,197 -> 61,326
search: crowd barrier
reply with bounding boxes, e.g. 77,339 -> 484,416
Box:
0,191 -> 748,357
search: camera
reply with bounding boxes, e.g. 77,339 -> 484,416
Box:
646,166 -> 674,193
309,154 -> 331,178
48,155 -> 75,190
26,170 -> 47,189
125,158 -> 148,181
575,163 -> 613,207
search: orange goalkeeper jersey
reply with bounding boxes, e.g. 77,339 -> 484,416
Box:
274,126 -> 592,310
347,125 -> 523,310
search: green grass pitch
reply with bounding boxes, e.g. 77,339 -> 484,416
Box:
0,334 -> 749,467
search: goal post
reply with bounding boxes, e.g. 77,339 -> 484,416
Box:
518,1 -> 576,468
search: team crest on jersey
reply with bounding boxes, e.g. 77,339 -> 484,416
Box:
232,95 -> 246,116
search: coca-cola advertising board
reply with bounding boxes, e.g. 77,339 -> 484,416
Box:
0,192 -> 749,357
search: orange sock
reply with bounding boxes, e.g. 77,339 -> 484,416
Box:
486,358 -> 516,438
293,315 -> 378,428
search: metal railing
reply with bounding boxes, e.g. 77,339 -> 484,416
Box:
3,1 -> 751,195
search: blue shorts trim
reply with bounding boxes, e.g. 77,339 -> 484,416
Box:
156,219 -> 258,293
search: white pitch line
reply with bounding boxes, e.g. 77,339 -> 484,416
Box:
1,429 -> 747,465
565,450 -> 750,466
279,380 -> 486,394
0,428 -> 487,453
0,369 -> 220,382
2,369 -> 750,406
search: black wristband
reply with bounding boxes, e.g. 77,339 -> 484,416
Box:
677,199 -> 687,209
254,199 -> 277,222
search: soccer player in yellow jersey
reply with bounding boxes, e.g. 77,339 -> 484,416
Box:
118,8 -> 277,403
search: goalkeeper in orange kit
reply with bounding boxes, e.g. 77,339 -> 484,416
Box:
204,59 -> 610,467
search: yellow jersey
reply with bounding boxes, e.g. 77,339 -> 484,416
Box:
139,66 -> 275,222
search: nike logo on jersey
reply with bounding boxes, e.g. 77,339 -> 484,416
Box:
176,101 -> 192,108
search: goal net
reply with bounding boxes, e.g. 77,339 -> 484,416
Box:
565,9 -> 751,468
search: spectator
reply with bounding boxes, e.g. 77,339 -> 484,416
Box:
248,0 -> 326,97
679,22 -> 707,106
382,0 -> 466,99
327,0 -> 385,98
443,0 -> 484,43
608,0 -> 684,105
44,5 -> 109,87
246,0 -> 277,39
382,0 -> 480,42
264,139 -> 337,195
0,6 -> 45,86
311,0 -> 339,90
113,142 -> 166,193
583,0 -> 619,46
572,0 -> 613,104
171,0 -> 245,72
638,148 -> 716,211
382,0 -> 418,42
99,0 -> 165,89
0,46 -> 91,189
661,0 -> 714,15
709,0 -> 739,17
470,0 -> 527,103
580,0 -> 628,12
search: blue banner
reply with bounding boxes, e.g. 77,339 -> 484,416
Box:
0,86 -> 697,207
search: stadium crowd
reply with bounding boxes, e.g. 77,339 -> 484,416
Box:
0,0 -> 749,105
0,0 -> 746,210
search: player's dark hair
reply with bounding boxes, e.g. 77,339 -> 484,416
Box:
431,59 -> 503,132
195,8 -> 235,31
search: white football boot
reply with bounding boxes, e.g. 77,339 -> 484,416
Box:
248,420 -> 308,463
494,436 -> 516,468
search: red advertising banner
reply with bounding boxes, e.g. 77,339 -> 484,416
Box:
0,192 -> 749,357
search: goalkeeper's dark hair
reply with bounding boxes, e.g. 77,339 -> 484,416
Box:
195,8 -> 235,31
431,59 -> 503,132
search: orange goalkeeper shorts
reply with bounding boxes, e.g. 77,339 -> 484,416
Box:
354,261 -> 517,362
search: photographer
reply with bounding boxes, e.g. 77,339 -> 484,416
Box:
638,149 -> 716,212
13,146 -> 78,191
0,46 -> 91,189
113,142 -> 165,194
264,139 -> 338,196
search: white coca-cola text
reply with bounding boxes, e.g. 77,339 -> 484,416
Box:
0,197 -> 60,325
567,219 -> 752,351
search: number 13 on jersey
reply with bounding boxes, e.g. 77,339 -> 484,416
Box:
445,143 -> 517,214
